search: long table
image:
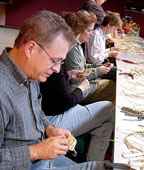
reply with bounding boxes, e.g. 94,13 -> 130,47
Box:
114,35 -> 144,170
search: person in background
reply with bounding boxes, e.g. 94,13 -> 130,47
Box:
0,10 -> 105,170
107,11 -> 124,41
81,0 -> 122,67
40,10 -> 114,162
87,13 -> 121,68
81,0 -> 107,27
63,10 -> 115,102
80,0 -> 117,78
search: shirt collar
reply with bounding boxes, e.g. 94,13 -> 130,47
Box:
1,48 -> 29,86
76,39 -> 81,45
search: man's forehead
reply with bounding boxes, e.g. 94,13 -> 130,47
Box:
48,35 -> 70,50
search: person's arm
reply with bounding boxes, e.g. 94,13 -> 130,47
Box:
0,103 -> 31,170
40,70 -> 89,115
52,71 -> 86,109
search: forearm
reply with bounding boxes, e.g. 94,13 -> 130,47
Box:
60,79 -> 84,109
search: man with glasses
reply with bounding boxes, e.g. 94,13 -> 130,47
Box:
36,41 -> 65,67
0,10 -> 105,170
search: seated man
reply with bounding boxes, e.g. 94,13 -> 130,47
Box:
0,10 -> 105,170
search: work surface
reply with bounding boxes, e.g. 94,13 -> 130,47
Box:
114,35 -> 144,170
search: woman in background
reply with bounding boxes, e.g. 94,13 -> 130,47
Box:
63,10 -> 115,102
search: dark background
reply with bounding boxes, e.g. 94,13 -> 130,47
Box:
3,0 -> 144,37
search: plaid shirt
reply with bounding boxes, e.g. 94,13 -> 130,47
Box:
0,48 -> 50,170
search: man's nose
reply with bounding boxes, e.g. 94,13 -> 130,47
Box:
52,64 -> 61,73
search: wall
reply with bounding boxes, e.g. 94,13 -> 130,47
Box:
0,5 -> 5,25
103,0 -> 125,16
5,0 -> 144,37
6,0 -> 83,27
6,0 -> 125,27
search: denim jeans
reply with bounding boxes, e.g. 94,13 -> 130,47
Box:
31,156 -> 105,170
31,158 -> 131,170
48,101 -> 114,161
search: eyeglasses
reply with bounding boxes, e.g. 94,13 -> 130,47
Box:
35,41 -> 64,66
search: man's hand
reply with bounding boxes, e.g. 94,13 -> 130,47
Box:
45,125 -> 71,138
29,136 -> 69,160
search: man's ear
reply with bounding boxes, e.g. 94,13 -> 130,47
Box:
24,40 -> 36,59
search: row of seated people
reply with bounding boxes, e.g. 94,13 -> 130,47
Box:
40,3 -> 123,162
0,1 -> 125,170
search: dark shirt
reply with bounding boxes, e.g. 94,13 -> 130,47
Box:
40,69 -> 84,115
0,48 -> 49,170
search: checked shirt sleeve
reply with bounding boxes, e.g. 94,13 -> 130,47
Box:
0,103 -> 32,170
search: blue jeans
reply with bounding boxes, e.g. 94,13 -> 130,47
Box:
48,101 -> 114,161
31,156 -> 104,170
